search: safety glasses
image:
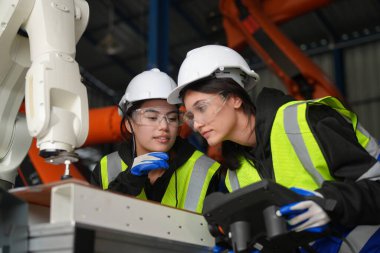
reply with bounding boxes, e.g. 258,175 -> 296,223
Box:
132,107 -> 183,127
183,92 -> 227,129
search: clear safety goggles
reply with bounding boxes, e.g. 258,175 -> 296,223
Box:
131,107 -> 183,127
183,92 -> 227,129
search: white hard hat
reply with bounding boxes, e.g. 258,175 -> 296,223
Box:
167,45 -> 260,104
119,68 -> 180,114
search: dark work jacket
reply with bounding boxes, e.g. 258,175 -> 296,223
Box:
250,88 -> 380,227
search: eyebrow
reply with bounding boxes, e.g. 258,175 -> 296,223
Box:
143,108 -> 179,114
192,98 -> 210,108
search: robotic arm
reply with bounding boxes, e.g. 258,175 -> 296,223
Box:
0,0 -> 89,189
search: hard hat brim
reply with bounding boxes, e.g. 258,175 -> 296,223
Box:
167,85 -> 184,104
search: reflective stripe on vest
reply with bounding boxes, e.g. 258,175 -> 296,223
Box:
184,154 -> 216,211
226,96 -> 380,192
100,150 -> 219,213
280,101 -> 333,188
158,151 -> 219,213
356,124 -> 380,181
226,158 -> 259,192
314,98 -> 380,182
283,103 -> 324,185
281,98 -> 380,185
100,152 -> 127,189
339,225 -> 380,253
226,97 -> 380,251
227,170 -> 240,192
357,123 -> 380,160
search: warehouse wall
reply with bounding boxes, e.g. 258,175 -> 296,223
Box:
256,40 -> 380,139
345,41 -> 380,139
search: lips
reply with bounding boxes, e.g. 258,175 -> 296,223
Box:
154,136 -> 170,143
201,130 -> 212,139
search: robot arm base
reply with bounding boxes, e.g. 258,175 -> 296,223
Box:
41,150 -> 79,164
0,115 -> 32,189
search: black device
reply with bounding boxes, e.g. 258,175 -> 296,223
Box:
202,180 -> 328,253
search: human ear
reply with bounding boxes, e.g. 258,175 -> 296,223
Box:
125,120 -> 133,133
230,95 -> 243,109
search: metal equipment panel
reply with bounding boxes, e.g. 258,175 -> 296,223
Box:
49,183 -> 214,248
7,181 -> 214,252
29,221 -> 211,253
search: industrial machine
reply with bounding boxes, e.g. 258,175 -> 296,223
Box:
3,180 -> 215,252
203,180 -> 330,253
0,0 -> 90,189
0,3 -> 216,253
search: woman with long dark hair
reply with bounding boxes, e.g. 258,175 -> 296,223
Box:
167,45 -> 380,252
91,68 -> 223,213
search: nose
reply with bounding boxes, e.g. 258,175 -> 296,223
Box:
158,116 -> 169,129
192,120 -> 204,132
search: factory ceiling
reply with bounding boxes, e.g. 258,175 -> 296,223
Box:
76,0 -> 380,106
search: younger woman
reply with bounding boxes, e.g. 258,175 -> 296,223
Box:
91,68 -> 222,214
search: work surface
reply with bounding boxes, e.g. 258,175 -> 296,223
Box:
6,180 -> 214,252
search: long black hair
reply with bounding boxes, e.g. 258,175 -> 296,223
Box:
118,101 -> 145,157
179,77 -> 256,170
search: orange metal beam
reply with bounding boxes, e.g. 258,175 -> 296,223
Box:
220,0 -> 343,100
24,105 -> 196,183
84,106 -> 122,146
85,105 -> 191,145
255,0 -> 332,24
224,0 -> 332,50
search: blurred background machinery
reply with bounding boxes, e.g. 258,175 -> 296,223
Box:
12,0 -> 380,186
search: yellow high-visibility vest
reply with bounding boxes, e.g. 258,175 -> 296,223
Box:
100,150 -> 220,213
226,96 -> 380,192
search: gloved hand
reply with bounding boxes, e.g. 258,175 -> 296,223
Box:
276,187 -> 330,233
130,152 -> 169,176
212,245 -> 260,253
212,245 -> 228,253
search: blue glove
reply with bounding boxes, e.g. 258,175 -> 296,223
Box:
276,187 -> 330,233
212,245 -> 227,253
212,245 -> 260,253
130,152 -> 169,176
